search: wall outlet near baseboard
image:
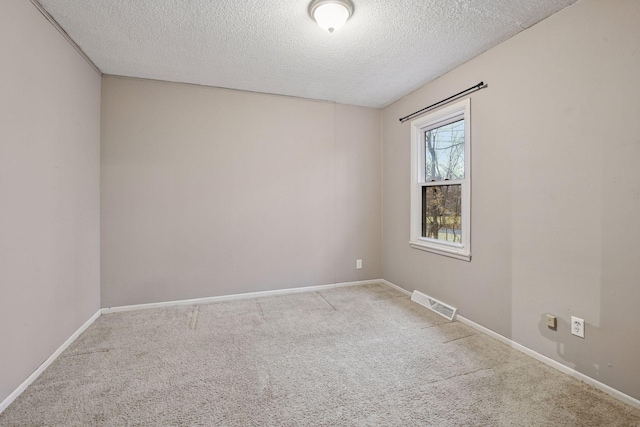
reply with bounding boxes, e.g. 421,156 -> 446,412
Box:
571,316 -> 585,338
356,259 -> 362,269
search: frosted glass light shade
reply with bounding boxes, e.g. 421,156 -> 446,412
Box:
309,0 -> 354,33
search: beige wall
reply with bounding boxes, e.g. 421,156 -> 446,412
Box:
382,0 -> 640,399
0,0 -> 101,404
101,77 -> 382,307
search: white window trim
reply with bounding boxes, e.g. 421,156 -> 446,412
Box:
409,98 -> 471,262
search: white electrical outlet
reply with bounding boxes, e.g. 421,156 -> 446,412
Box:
356,259 -> 362,269
571,316 -> 585,338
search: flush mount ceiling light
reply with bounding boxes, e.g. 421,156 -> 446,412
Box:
309,0 -> 354,33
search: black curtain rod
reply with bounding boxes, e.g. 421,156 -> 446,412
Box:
399,81 -> 486,123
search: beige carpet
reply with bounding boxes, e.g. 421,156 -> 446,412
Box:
1,283 -> 639,426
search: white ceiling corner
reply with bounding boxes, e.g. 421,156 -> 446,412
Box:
36,0 -> 577,108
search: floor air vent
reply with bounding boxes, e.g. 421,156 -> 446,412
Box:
411,290 -> 457,321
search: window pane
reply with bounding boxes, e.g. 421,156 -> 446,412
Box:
422,185 -> 462,243
425,119 -> 464,182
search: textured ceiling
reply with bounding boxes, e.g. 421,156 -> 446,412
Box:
37,0 -> 577,108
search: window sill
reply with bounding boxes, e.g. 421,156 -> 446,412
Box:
409,241 -> 471,262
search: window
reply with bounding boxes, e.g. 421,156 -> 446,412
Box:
410,98 -> 471,261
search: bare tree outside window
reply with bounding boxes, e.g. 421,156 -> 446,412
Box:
422,185 -> 462,242
422,120 -> 464,243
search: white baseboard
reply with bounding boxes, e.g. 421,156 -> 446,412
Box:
378,280 -> 640,411
101,279 -> 384,314
380,279 -> 412,296
455,314 -> 640,410
3,280 -> 384,413
0,309 -> 102,414
8,280 -> 636,414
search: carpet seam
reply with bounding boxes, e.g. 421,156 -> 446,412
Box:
256,301 -> 267,321
316,292 -> 337,311
442,333 -> 477,344
188,305 -> 200,330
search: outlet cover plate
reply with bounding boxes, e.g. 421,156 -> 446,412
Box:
571,316 -> 585,338
546,314 -> 557,329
